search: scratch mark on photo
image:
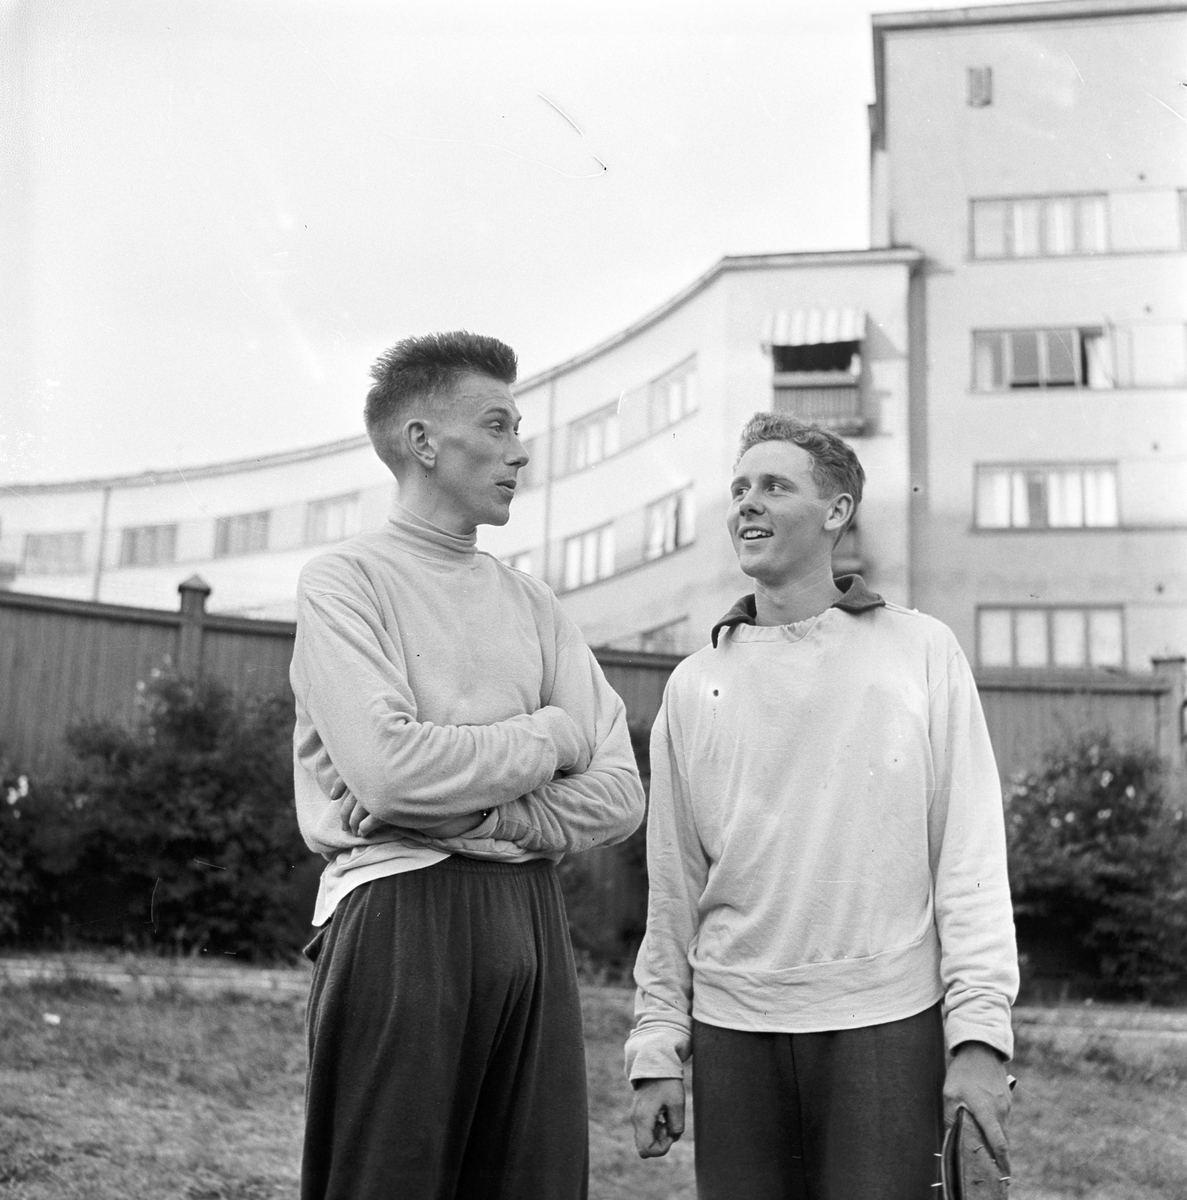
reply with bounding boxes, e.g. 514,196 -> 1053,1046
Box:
537,92 -> 609,173
1146,92 -> 1187,125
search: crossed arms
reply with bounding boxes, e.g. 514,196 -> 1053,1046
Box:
292,585 -> 645,861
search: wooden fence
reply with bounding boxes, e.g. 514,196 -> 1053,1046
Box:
978,663 -> 1186,788
0,577 -> 295,777
1,579 -> 1183,786
2,581 -> 1184,958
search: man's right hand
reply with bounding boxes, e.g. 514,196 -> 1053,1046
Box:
630,1077 -> 685,1158
538,705 -> 591,775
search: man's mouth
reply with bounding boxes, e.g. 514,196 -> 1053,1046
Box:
496,480 -> 517,496
739,528 -> 772,541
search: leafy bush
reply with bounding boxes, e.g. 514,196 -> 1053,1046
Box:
1006,733 -> 1187,1002
556,725 -> 650,968
0,754 -> 34,940
11,672 -> 320,960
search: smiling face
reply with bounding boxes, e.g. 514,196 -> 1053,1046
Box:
425,371 -> 528,534
727,439 -> 850,588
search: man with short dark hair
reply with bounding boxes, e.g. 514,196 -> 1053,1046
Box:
293,330 -> 645,1200
627,413 -> 1018,1199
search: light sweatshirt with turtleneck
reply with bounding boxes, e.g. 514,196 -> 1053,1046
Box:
291,503 -> 646,927
625,579 -> 1018,1082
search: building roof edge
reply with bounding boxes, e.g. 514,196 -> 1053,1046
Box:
0,433 -> 374,496
514,247 -> 922,392
872,0 -> 1187,33
1,247 -> 921,496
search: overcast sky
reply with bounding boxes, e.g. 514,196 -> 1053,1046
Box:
1,0 -> 956,485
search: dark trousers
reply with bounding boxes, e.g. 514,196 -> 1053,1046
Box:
692,1005 -> 945,1200
301,857 -> 589,1200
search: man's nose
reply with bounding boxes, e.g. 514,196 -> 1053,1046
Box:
508,435 -> 529,467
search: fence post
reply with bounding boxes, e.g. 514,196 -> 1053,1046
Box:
1151,655 -> 1186,792
177,575 -> 212,679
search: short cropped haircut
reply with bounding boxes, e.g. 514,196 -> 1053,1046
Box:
735,412 -> 864,519
364,331 -> 518,469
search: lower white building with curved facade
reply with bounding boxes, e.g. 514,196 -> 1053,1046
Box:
4,1 -> 1186,674
0,247 -> 919,655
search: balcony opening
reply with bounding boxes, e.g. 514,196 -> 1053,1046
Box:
762,308 -> 867,436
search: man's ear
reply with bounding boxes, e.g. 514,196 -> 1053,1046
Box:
402,418 -> 436,471
823,492 -> 854,533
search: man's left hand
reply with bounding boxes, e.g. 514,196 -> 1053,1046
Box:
339,795 -> 389,838
943,1040 -> 1012,1178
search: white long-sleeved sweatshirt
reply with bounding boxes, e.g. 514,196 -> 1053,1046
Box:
291,504 -> 645,926
625,581 -> 1018,1082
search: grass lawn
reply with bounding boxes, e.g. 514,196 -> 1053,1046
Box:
1,974 -> 1184,1199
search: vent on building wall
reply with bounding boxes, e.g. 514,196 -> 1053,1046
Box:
967,66 -> 993,108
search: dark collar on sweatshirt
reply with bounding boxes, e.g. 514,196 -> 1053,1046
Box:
710,574 -> 885,648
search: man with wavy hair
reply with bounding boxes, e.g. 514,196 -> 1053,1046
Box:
627,413 -> 1017,1199
292,330 -> 645,1200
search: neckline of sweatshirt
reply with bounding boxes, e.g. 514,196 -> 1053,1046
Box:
384,501 -> 479,565
710,574 -> 885,646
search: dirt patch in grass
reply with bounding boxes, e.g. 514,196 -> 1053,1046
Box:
3,973 -> 1185,1200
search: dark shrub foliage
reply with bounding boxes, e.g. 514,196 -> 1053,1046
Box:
0,753 -> 35,940
1006,733 -> 1187,1002
556,724 -> 651,969
13,672 -> 319,960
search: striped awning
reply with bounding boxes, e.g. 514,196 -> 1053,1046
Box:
761,307 -> 866,349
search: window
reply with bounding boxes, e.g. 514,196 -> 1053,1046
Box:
648,361 -> 698,434
975,465 -> 1118,529
772,341 -> 860,374
1119,324 -> 1187,387
770,321 -> 864,432
562,524 -> 615,591
972,328 -> 1111,390
971,195 -> 1107,258
978,607 -> 1123,669
22,531 -> 84,575
966,66 -> 992,107
567,404 -> 621,474
119,523 -> 177,567
645,488 -> 696,561
305,493 -> 361,545
214,510 -> 270,557
639,617 -> 689,655
501,550 -> 533,575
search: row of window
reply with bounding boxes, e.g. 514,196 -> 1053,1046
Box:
502,485 -> 697,593
970,190 -> 1187,259
21,492 -> 362,575
978,607 -> 1123,671
521,357 -> 698,488
972,194 -> 1107,259
971,324 -> 1185,391
974,464 -> 1118,530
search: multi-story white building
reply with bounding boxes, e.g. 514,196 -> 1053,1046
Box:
870,0 -> 1187,672
2,0 -> 1184,673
